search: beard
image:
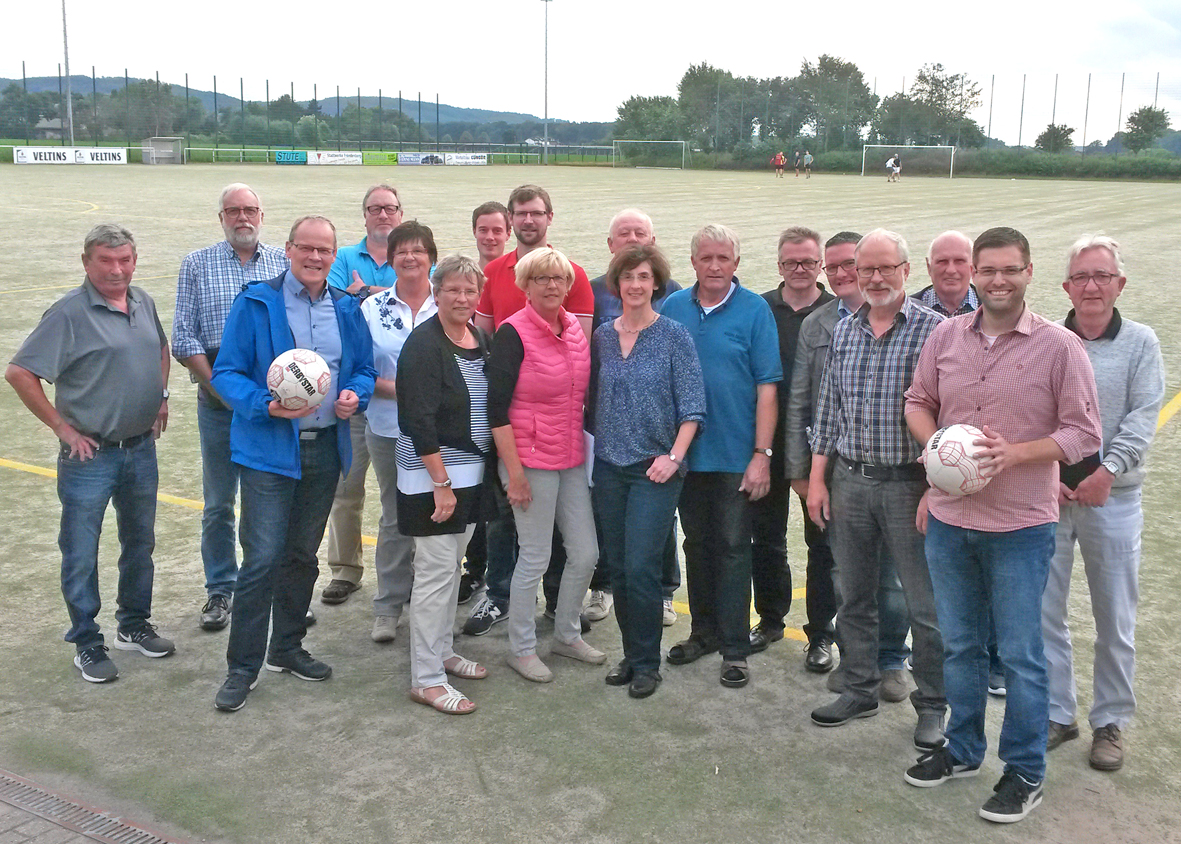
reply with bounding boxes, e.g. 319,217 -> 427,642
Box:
226,224 -> 259,251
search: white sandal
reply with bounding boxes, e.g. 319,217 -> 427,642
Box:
444,654 -> 488,679
410,683 -> 476,715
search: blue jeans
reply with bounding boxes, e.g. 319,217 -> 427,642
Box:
926,516 -> 1056,782
198,402 -> 240,597
592,459 -> 684,674
57,437 -> 158,650
227,431 -> 340,678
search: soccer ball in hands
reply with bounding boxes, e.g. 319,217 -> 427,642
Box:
267,349 -> 331,410
925,424 -> 990,497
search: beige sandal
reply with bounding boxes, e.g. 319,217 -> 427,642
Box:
410,683 -> 476,715
444,654 -> 488,679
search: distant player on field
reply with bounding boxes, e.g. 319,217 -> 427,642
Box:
773,151 -> 786,178
804,150 -> 814,178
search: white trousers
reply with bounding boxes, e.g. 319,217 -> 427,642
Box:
408,524 -> 477,689
1042,486 -> 1142,730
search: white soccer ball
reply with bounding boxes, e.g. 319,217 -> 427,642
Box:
925,424 -> 990,497
267,349 -> 331,410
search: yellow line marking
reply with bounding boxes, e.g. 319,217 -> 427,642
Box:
63,199 -> 100,214
1159,391 -> 1181,431
0,457 -> 56,479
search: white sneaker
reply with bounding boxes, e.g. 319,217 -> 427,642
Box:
662,599 -> 677,626
583,590 -> 613,622
372,615 -> 398,643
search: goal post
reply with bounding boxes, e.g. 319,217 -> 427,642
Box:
862,144 -> 956,178
612,140 -> 687,170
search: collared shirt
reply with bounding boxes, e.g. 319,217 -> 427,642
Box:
11,278 -> 167,441
360,283 -> 439,438
171,240 -> 288,359
660,277 -> 782,473
326,238 -> 399,291
475,247 -> 594,328
905,306 -> 1103,531
282,272 -> 343,430
914,283 -> 979,317
812,297 -> 943,466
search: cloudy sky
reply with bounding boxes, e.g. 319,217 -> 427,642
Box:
7,0 -> 1180,145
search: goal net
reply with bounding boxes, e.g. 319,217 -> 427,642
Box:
862,144 -> 956,178
612,140 -> 687,170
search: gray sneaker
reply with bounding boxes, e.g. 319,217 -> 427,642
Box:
113,625 -> 175,658
74,645 -> 118,683
811,693 -> 879,727
914,712 -> 946,751
880,668 -> 914,702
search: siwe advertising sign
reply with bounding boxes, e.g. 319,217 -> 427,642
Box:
445,153 -> 488,166
275,150 -> 308,165
15,146 -> 127,164
397,152 -> 446,166
306,151 -> 363,165
362,151 -> 399,165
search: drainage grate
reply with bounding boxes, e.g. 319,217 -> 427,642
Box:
0,769 -> 187,844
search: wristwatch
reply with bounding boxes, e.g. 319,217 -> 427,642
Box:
668,452 -> 682,465
754,447 -> 773,458
1100,460 -> 1120,477
162,388 -> 170,400
433,477 -> 453,488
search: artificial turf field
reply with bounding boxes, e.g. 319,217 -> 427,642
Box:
0,164 -> 1179,844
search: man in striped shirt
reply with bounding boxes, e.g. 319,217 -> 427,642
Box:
806,229 -> 947,752
903,226 -> 1102,823
172,183 -> 288,631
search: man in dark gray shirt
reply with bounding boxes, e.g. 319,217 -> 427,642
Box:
7,224 -> 174,684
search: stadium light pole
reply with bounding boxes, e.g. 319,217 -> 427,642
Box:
541,0 -> 552,164
61,0 -> 75,146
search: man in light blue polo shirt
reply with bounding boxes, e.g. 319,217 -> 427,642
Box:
660,224 -> 782,688
320,184 -> 402,606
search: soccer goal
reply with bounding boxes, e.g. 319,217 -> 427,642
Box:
612,140 -> 688,170
862,144 -> 956,178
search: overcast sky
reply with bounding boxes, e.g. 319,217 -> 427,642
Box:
7,0 -> 1180,146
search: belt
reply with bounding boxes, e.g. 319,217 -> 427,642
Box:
838,455 -> 925,482
299,426 -> 336,441
90,430 -> 153,450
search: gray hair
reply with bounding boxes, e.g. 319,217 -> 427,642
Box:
777,225 -> 822,252
83,223 -> 136,259
926,230 -> 972,262
856,228 -> 909,263
432,254 -> 486,296
690,224 -> 741,260
287,215 -> 337,248
608,208 -> 654,238
1066,234 -> 1125,277
218,182 -> 260,212
363,183 -> 401,213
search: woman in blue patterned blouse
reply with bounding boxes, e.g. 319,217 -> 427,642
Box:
590,244 -> 706,698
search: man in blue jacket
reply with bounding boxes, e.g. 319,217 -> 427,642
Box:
211,215 -> 376,712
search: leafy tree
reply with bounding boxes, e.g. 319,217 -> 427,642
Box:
0,83 -> 59,137
295,114 -> 328,147
1124,106 -> 1170,154
459,130 -> 474,144
615,95 -> 686,141
677,63 -> 735,151
797,56 -> 876,151
1035,123 -> 1074,153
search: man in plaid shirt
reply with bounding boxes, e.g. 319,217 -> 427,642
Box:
172,183 -> 288,632
806,228 -> 947,753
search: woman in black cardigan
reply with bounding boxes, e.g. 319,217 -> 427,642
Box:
395,255 -> 493,714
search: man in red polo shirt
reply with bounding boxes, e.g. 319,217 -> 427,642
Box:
474,184 -> 594,338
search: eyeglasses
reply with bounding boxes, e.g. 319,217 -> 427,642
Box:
619,271 -> 655,283
366,204 -> 401,216
438,287 -> 479,299
1067,270 -> 1119,287
855,262 -> 906,280
393,247 -> 429,258
823,259 -> 856,276
779,259 -> 820,273
530,275 -> 568,287
974,265 -> 1029,280
291,244 -> 334,258
513,210 -> 550,220
222,205 -> 260,218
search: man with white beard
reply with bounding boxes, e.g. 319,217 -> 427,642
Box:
172,183 -> 289,631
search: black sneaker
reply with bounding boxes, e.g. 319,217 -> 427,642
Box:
988,671 -> 1007,697
214,674 -> 259,712
904,745 -> 981,787
462,597 -> 507,636
810,693 -> 879,727
200,594 -> 232,631
265,649 -> 332,681
74,645 -> 118,683
457,573 -> 484,605
978,771 -> 1043,823
113,625 -> 176,657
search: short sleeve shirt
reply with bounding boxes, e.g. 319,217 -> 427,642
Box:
11,279 -> 166,441
326,238 -> 399,291
475,248 -> 594,328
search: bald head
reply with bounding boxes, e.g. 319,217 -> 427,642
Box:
607,209 -> 655,255
926,231 -> 973,311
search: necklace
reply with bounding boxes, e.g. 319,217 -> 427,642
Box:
617,313 -> 658,335
443,324 -> 469,345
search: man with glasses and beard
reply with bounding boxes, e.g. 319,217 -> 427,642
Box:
172,183 -> 288,631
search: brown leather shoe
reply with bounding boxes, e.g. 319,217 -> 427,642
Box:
321,579 -> 360,605
1047,720 -> 1079,751
1090,724 -> 1124,771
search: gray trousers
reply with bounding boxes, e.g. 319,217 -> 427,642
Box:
829,462 -> 946,715
365,428 -> 416,619
1042,487 -> 1142,730
409,525 -> 477,689
501,464 -> 598,658
325,412 -> 371,583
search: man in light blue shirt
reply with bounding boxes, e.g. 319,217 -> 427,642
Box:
172,183 -> 287,632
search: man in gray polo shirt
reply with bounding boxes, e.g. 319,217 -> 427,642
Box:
7,224 -> 174,684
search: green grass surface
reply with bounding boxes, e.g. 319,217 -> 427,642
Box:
1,166 -> 1179,844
